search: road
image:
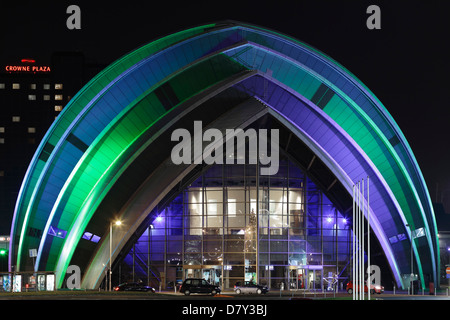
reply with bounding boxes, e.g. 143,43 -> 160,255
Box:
1,289 -> 449,300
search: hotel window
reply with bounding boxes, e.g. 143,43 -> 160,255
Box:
43,95 -> 50,101
12,116 -> 20,122
55,83 -> 63,90
28,94 -> 36,101
30,84 -> 36,90
0,83 -> 5,89
54,105 -> 63,112
55,94 -> 63,101
43,84 -> 50,90
12,83 -> 20,89
28,127 -> 36,133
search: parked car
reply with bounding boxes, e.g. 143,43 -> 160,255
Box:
179,278 -> 221,296
346,281 -> 384,294
234,281 -> 269,295
113,282 -> 156,293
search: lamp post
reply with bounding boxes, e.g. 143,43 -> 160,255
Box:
109,220 -> 122,291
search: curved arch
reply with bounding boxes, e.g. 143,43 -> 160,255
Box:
10,21 -> 438,289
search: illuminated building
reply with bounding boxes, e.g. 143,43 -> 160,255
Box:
0,53 -> 104,237
8,22 -> 439,291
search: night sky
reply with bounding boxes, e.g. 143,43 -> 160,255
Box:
1,0 -> 450,218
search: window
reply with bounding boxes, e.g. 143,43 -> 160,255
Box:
28,127 -> 36,133
43,84 -> 50,90
43,95 -> 50,101
413,227 -> 426,239
397,233 -> 407,241
28,94 -> 36,101
82,232 -> 93,240
0,171 -> 4,177
54,105 -> 63,112
12,83 -> 20,89
0,83 -> 5,89
55,94 -> 63,101
389,235 -> 398,244
228,199 -> 237,216
12,116 -> 20,122
0,127 -> 4,133
48,226 -> 67,239
0,138 -> 4,144
55,83 -> 63,90
30,84 -> 36,90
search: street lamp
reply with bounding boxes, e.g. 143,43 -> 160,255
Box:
109,220 -> 122,291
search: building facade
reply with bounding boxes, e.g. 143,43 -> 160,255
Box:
118,156 -> 353,290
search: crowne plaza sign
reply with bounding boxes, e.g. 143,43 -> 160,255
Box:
4,59 -> 51,73
5,65 -> 51,73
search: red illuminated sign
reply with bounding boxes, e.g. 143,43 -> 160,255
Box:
5,65 -> 51,73
5,59 -> 50,73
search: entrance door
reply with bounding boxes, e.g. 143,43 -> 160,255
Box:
298,269 -> 305,289
203,269 -> 213,284
289,269 -> 298,289
309,270 -> 316,290
203,267 -> 221,286
308,269 -> 323,291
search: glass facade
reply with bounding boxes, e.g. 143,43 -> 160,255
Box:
118,154 -> 352,291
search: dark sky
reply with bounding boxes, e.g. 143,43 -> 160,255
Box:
1,0 -> 450,209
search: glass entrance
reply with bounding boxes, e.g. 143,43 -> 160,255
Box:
203,267 -> 221,286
